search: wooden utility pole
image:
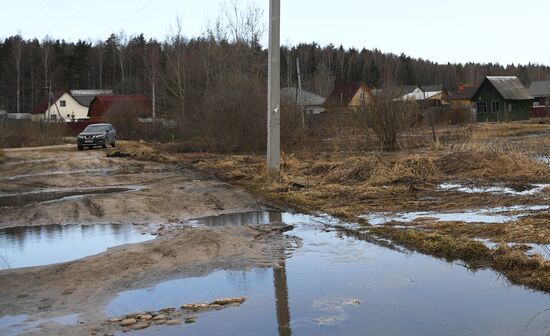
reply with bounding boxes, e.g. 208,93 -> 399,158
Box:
267,0 -> 281,173
296,58 -> 305,128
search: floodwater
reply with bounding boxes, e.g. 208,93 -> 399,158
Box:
0,313 -> 79,336
438,182 -> 550,196
107,211 -> 550,336
0,224 -> 154,270
473,238 -> 550,260
0,186 -> 146,207
361,205 -> 550,225
2,168 -> 117,181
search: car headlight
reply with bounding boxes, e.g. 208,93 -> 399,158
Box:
77,135 -> 84,139
94,134 -> 105,139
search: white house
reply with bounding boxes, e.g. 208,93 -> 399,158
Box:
31,89 -> 113,122
281,87 -> 327,115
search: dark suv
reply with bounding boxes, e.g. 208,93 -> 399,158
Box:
77,123 -> 117,150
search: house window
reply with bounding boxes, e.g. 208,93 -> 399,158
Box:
508,104 -> 513,112
50,114 -> 57,120
60,100 -> 66,107
476,102 -> 487,113
491,101 -> 500,113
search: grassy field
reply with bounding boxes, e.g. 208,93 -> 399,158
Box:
116,121 -> 550,292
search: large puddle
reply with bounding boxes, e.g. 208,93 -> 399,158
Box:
0,313 -> 79,336
361,205 -> 550,225
0,224 -> 154,270
438,182 -> 550,196
0,186 -> 146,207
106,212 -> 550,336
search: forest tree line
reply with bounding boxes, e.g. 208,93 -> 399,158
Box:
2,2 -> 550,150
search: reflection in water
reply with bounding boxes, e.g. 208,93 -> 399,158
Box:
106,211 -> 550,336
187,210 -> 281,227
274,263 -> 292,336
0,224 -> 154,270
270,211 -> 292,336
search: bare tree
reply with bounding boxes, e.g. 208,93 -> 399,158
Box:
163,18 -> 187,126
218,0 -> 265,45
12,35 -> 23,114
116,32 -> 128,92
356,87 -> 417,151
40,36 -> 54,91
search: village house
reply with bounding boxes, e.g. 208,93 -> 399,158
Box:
31,89 -> 113,122
87,95 -> 152,123
324,81 -> 371,111
449,84 -> 478,109
421,85 -> 449,106
376,85 -> 448,107
281,87 -> 326,115
471,76 -> 533,122
529,80 -> 550,117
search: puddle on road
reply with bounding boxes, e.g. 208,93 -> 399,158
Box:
0,186 -> 147,207
2,168 -> 117,181
107,212 -> 550,336
474,238 -> 550,260
361,205 -> 550,226
439,182 -> 550,196
185,210 -> 281,227
0,313 -> 79,336
0,224 -> 155,270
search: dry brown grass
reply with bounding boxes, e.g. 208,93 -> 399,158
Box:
116,122 -> 550,293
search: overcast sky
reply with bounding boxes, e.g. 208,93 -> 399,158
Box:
2,0 -> 549,66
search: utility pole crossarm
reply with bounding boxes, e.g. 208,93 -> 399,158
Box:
267,0 -> 281,174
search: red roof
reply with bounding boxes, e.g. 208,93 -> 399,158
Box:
325,82 -> 368,107
32,91 -> 66,114
88,95 -> 152,122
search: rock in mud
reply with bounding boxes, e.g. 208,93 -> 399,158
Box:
133,322 -> 151,330
138,314 -> 153,321
211,296 -> 247,305
166,319 -> 182,325
120,318 -> 137,326
152,314 -> 166,321
181,303 -> 210,311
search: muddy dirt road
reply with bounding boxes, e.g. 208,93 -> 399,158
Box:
0,145 -> 263,227
3,145 -> 550,336
0,145 -> 295,335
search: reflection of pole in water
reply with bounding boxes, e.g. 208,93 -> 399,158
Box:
274,262 -> 292,336
269,211 -> 292,336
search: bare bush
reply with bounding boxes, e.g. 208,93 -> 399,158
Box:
0,120 -> 67,148
355,89 -> 418,151
197,72 -> 266,152
104,101 -> 150,140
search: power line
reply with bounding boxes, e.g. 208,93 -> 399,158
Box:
22,0 -> 66,32
50,0 -> 103,33
99,0 -> 156,36
24,0 -> 60,24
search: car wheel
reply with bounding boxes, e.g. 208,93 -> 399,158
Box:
102,144 -> 107,149
111,141 -> 116,148
77,145 -> 83,151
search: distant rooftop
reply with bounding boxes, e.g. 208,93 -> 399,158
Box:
484,76 -> 533,100
529,80 -> 550,98
281,87 -> 326,106
70,89 -> 114,107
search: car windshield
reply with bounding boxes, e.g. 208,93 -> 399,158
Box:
84,125 -> 106,133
